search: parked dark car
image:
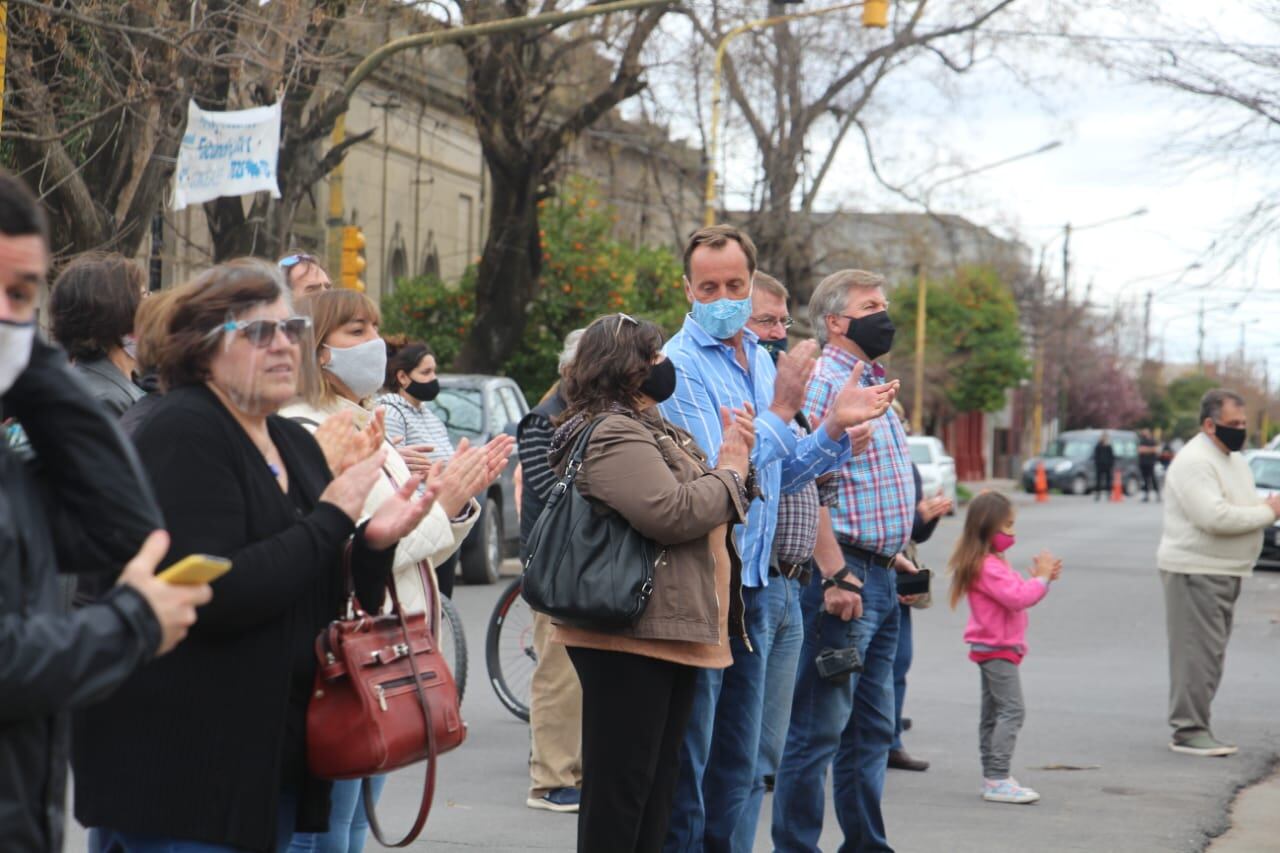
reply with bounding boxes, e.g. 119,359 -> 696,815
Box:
427,374 -> 529,584
1249,451 -> 1280,571
1021,428 -> 1148,496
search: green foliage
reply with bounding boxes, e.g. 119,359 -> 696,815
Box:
383,179 -> 687,403
1166,373 -> 1217,438
889,266 -> 1029,426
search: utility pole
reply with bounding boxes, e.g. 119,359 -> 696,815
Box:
1142,289 -> 1152,364
912,263 -> 926,435
1197,298 -> 1205,368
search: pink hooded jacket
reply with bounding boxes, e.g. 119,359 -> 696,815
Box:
963,553 -> 1050,657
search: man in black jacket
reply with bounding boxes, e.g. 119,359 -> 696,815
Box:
0,170 -> 210,851
1094,431 -> 1116,501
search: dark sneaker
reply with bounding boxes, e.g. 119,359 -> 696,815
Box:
527,787 -> 581,812
902,717 -> 913,732
888,749 -> 930,772
763,774 -> 775,793
1170,734 -> 1238,757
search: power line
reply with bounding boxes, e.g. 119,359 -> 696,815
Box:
983,28 -> 1280,51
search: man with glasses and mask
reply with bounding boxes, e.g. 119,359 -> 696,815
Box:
772,268 -> 915,853
278,252 -> 332,299
1158,388 -> 1280,758
659,227 -> 896,853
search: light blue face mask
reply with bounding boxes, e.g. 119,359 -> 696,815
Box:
689,283 -> 754,340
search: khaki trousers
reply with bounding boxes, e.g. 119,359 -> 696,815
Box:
528,611 -> 583,798
1160,570 -> 1242,741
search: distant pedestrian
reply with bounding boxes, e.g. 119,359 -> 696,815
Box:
1139,428 -> 1161,502
1157,389 -> 1280,757
1093,431 -> 1115,500
949,491 -> 1062,805
279,251 -> 332,299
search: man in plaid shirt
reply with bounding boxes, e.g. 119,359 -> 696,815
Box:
773,270 -> 915,853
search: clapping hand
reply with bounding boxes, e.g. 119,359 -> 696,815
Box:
1031,549 -> 1062,581
770,340 -> 819,422
918,494 -> 952,523
312,408 -> 388,476
848,422 -> 873,456
825,362 -> 898,439
365,478 -> 440,551
428,434 -> 515,519
716,404 -> 756,478
396,443 -> 436,476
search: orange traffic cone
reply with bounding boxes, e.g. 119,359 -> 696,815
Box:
1035,462 -> 1049,503
1110,470 -> 1124,502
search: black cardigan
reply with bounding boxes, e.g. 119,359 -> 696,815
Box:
72,384 -> 394,852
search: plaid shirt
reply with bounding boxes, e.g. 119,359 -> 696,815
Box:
774,421 -> 841,565
804,344 -> 915,557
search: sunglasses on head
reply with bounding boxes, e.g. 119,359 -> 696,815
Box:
278,253 -> 317,269
210,316 -> 312,347
614,312 -> 639,338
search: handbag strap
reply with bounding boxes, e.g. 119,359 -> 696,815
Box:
340,544 -> 440,847
552,415 -> 606,493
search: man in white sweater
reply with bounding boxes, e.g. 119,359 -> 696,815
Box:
1157,389 -> 1280,757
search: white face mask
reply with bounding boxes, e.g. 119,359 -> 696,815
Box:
0,320 -> 35,395
324,337 -> 386,400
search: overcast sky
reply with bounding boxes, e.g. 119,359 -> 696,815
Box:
668,0 -> 1277,377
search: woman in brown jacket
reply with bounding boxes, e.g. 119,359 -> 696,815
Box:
548,313 -> 755,852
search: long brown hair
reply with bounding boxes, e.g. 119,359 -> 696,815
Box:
948,491 -> 1014,609
561,313 -> 664,420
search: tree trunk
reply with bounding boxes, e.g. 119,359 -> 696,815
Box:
453,162 -> 543,372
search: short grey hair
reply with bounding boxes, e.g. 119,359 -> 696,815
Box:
1200,388 -> 1245,424
558,328 -> 586,373
808,269 -> 887,345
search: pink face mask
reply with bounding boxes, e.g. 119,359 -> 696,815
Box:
992,532 -> 1016,553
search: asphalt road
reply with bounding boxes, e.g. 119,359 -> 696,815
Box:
66,490 -> 1280,851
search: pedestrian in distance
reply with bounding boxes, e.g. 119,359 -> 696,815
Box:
1093,430 -> 1115,501
1157,389 -> 1280,757
548,313 -> 754,853
0,168 -> 211,853
73,261 -> 439,852
1139,428 -> 1161,502
519,328 -> 587,815
49,252 -> 149,417
948,491 -> 1062,805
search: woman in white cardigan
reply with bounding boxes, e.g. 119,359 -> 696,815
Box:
281,289 -> 512,853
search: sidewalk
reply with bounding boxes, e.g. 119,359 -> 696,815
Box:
1206,768 -> 1280,852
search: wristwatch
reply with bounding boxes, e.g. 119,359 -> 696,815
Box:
821,567 -> 862,593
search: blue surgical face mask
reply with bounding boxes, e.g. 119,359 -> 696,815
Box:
689,281 -> 754,340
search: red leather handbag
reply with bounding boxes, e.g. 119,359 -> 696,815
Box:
307,552 -> 465,847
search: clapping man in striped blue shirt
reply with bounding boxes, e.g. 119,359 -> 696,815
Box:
660,225 -> 897,852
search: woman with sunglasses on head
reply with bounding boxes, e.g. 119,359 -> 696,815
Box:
73,260 -> 439,852
281,289 -> 512,852
547,313 -> 755,853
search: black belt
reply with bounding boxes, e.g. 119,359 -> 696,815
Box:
839,542 -> 896,569
769,561 -> 812,586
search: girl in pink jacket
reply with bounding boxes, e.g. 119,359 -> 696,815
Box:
949,492 -> 1062,805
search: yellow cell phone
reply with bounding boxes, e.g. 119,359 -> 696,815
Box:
157,554 -> 232,585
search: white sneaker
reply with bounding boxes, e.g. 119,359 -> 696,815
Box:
982,778 -> 1041,804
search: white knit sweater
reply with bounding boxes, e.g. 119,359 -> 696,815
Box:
1157,432 -> 1275,576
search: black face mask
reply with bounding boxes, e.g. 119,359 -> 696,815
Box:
759,337 -> 788,363
1213,422 -> 1246,453
845,310 -> 895,361
405,378 -> 440,403
640,358 -> 678,403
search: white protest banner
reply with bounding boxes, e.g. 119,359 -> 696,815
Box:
172,100 -> 282,211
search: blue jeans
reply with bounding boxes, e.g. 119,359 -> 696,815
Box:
892,604 -> 913,751
732,574 -> 804,852
288,775 -> 388,853
772,550 -> 900,853
665,585 -> 770,853
89,790 -> 299,852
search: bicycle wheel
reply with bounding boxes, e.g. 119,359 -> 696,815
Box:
486,576 -> 536,722
438,594 -> 468,705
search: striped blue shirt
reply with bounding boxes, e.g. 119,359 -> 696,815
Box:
660,314 -> 850,588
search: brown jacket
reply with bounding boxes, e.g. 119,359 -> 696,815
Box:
549,409 -> 749,646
